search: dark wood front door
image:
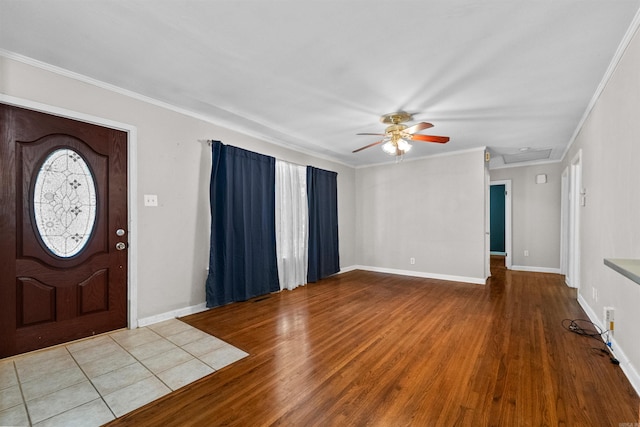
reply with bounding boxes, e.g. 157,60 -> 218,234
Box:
0,104 -> 128,358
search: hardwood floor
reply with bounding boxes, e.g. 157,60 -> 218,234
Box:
107,259 -> 639,426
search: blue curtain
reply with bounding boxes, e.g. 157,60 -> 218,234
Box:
206,141 -> 280,307
307,166 -> 340,283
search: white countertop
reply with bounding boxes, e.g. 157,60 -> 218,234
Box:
604,258 -> 640,285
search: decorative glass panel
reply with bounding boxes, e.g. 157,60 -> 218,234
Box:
33,148 -> 97,258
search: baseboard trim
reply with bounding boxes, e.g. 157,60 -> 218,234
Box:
350,265 -> 486,285
136,265 -> 485,328
511,265 -> 562,274
137,267 -> 362,327
577,293 -> 640,397
137,302 -> 209,327
338,265 -> 359,274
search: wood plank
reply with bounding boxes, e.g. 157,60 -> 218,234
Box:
107,258 -> 639,426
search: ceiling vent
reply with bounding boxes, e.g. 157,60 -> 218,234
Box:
502,149 -> 552,164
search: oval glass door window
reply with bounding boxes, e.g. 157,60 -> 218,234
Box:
33,148 -> 97,258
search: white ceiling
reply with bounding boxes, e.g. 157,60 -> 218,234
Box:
1,1 -> 639,167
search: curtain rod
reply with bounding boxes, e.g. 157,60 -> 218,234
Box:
199,139 -> 309,168
199,139 -> 222,146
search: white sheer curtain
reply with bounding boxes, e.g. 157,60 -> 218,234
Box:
275,160 -> 308,290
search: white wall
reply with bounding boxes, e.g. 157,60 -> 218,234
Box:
562,23 -> 640,392
490,162 -> 562,271
355,149 -> 487,283
0,55 -> 356,321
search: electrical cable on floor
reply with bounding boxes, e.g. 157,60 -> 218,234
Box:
561,318 -> 619,365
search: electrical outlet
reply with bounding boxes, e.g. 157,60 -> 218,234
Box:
524,250 -> 529,257
604,307 -> 615,332
410,257 -> 415,265
144,194 -> 158,207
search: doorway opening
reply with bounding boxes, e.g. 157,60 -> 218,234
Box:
490,180 -> 512,269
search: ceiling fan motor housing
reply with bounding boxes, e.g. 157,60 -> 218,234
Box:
385,123 -> 408,136
380,111 -> 413,125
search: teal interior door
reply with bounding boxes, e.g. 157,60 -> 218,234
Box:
490,184 -> 506,253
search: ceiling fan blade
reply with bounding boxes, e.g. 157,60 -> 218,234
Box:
356,132 -> 386,136
410,134 -> 450,144
353,140 -> 384,153
404,122 -> 434,134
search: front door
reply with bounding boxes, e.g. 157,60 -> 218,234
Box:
0,104 -> 128,358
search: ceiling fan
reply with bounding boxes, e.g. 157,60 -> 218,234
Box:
353,111 -> 449,157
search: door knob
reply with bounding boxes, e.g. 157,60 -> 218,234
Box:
116,229 -> 126,237
115,242 -> 127,251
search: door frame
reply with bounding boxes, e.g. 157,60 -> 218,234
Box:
1,94 -> 139,329
565,150 -> 582,290
560,167 -> 569,277
490,180 -> 512,269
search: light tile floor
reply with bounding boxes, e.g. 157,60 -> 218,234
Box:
0,319 -> 248,427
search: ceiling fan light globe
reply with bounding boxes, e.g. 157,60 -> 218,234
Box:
397,139 -> 412,152
382,141 -> 397,155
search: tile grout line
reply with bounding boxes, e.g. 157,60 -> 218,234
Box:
22,344 -> 116,426
84,325 -> 207,415
76,330 -> 163,419
65,341 -> 118,422
108,328 -> 176,393
135,327 -> 211,390
12,360 -> 33,427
